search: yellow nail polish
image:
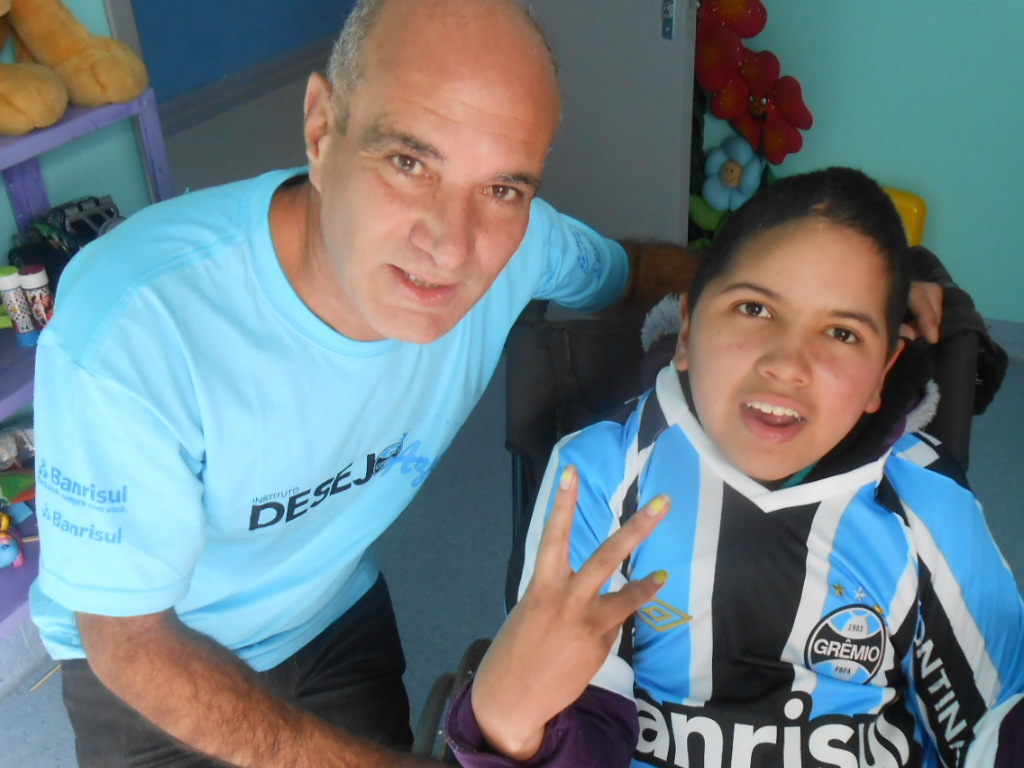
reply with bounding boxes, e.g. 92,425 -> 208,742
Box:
646,494 -> 670,516
559,465 -> 575,490
652,570 -> 669,586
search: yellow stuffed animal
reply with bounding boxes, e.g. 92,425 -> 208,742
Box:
0,0 -> 148,136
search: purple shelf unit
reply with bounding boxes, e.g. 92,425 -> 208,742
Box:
0,86 -> 174,232
0,330 -> 35,638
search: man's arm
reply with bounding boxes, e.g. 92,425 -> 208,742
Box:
615,240 -> 701,310
77,611 -> 441,768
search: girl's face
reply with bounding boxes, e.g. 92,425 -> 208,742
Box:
674,218 -> 902,484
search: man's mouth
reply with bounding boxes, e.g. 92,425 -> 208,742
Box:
402,270 -> 443,289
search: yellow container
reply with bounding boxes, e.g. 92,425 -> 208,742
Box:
883,187 -> 927,246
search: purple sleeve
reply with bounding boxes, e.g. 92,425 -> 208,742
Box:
996,699 -> 1024,768
445,681 -> 638,768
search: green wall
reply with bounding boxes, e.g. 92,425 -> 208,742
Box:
705,0 -> 1024,322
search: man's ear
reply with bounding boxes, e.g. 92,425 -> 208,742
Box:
304,73 -> 336,190
672,294 -> 692,371
865,338 -> 907,414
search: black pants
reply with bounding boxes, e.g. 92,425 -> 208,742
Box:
62,575 -> 413,767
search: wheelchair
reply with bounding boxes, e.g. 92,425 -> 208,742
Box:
411,242 -> 1008,762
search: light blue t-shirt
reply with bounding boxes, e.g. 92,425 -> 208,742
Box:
30,168 -> 627,670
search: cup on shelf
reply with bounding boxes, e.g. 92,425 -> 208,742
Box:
0,266 -> 38,347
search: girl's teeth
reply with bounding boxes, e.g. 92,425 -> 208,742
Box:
746,401 -> 802,420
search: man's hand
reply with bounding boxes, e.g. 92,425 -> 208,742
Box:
617,240 -> 702,309
904,281 -> 944,343
470,465 -> 669,761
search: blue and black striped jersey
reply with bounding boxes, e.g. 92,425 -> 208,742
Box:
515,366 -> 1024,768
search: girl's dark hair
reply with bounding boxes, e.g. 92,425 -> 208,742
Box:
688,167 -> 912,352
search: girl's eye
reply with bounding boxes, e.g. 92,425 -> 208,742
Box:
738,302 -> 772,319
390,155 -> 425,176
828,327 -> 860,344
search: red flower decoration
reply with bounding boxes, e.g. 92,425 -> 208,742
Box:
698,0 -> 767,39
694,24 -> 744,93
707,50 -> 813,165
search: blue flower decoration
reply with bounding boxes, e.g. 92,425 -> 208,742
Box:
702,135 -> 765,212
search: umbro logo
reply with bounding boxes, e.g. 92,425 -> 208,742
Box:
637,599 -> 692,632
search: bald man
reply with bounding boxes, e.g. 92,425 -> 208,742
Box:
31,1 -> 631,766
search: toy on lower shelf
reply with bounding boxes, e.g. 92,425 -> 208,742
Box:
0,502 -> 38,637
0,464 -> 36,568
0,515 -> 25,567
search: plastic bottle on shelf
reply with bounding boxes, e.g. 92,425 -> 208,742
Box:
0,266 -> 38,347
19,265 -> 53,329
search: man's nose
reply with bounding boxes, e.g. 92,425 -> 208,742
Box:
412,189 -> 475,269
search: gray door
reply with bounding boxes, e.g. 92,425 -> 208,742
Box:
529,0 -> 697,242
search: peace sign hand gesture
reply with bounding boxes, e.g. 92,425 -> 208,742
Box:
469,465 -> 670,761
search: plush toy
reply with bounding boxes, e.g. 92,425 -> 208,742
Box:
0,0 -> 148,136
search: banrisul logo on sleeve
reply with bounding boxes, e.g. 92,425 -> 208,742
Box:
805,605 -> 887,683
36,460 -> 128,510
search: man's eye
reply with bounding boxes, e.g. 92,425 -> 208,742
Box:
488,184 -> 523,203
738,302 -> 771,319
390,155 -> 425,176
828,327 -> 859,344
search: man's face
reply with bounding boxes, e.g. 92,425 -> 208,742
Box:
675,218 -> 901,483
304,4 -> 560,343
